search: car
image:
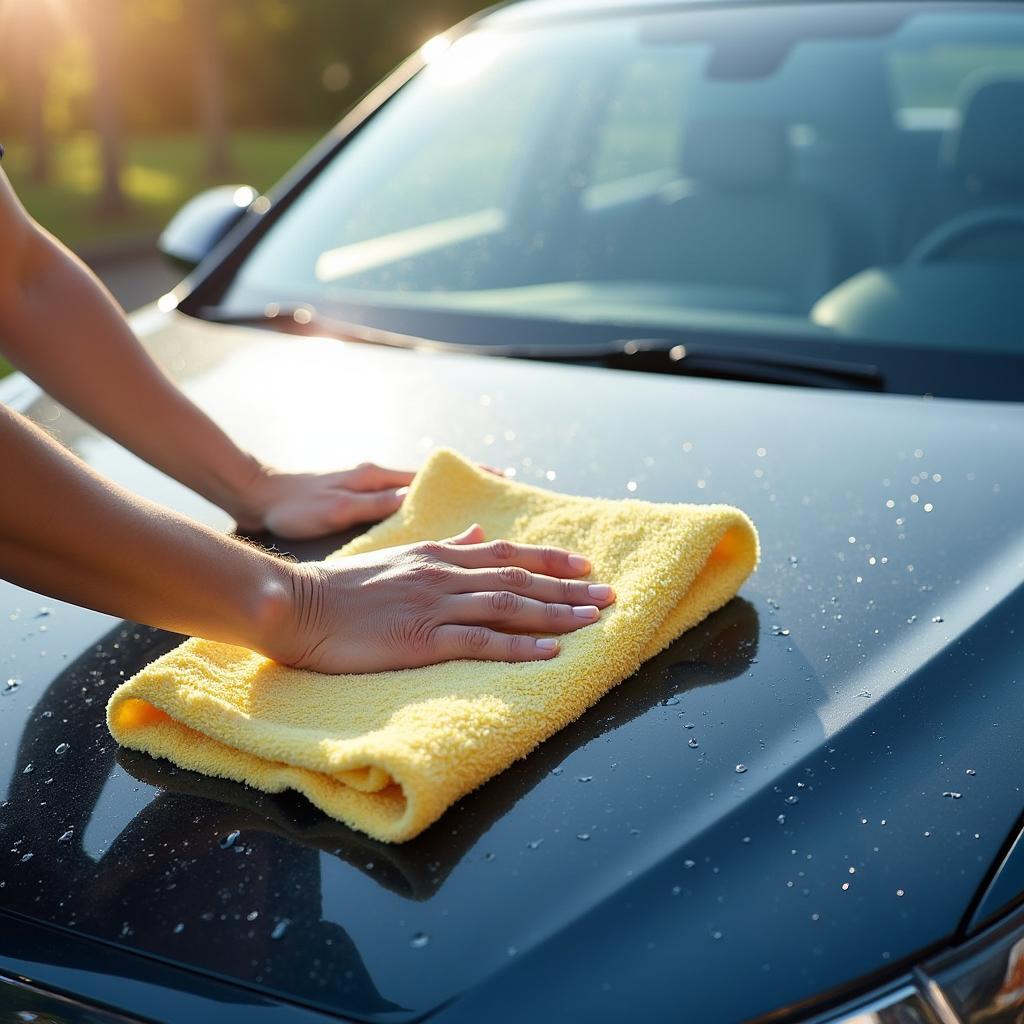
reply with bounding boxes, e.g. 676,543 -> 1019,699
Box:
2,0 -> 1024,1021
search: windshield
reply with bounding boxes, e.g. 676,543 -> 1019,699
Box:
216,1 -> 1024,398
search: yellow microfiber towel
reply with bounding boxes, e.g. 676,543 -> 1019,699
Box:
108,449 -> 759,843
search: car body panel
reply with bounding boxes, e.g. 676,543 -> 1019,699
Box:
1,310 -> 1022,1023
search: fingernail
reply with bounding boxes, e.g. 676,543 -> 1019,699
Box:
572,605 -> 599,619
396,486 -> 410,497
536,638 -> 558,651
588,584 -> 613,601
568,554 -> 590,573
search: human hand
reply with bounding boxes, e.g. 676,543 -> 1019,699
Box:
262,524 -> 616,673
233,461 -> 416,540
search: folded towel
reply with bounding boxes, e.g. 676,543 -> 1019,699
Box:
108,449 -> 759,843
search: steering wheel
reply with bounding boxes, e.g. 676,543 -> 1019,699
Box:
908,206 -> 1024,264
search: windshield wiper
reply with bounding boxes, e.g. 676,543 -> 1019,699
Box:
197,306 -> 885,391
601,339 -> 885,392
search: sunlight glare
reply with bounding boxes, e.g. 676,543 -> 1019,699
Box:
424,32 -> 511,87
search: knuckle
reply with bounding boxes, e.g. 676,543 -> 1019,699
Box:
507,634 -> 523,660
490,539 -> 517,562
462,626 -> 492,653
410,560 -> 451,588
498,565 -> 531,590
559,578 -> 578,602
488,590 -> 521,615
544,601 -> 569,623
540,546 -> 562,571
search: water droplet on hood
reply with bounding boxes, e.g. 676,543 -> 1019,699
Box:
942,791 -> 962,799
58,830 -> 73,843
410,932 -> 430,948
219,830 -> 240,849
735,764 -> 748,774
688,738 -> 699,748
270,919 -> 290,940
54,743 -> 69,755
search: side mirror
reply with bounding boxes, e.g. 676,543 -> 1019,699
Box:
158,185 -> 259,272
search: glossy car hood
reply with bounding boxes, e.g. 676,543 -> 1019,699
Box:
1,311 -> 1022,1024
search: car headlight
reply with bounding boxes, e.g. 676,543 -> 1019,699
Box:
801,905 -> 1024,1023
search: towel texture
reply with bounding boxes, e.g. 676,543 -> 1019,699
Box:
108,449 -> 759,843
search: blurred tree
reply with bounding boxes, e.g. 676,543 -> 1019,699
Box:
187,0 -> 232,175
90,0 -> 128,216
4,1 -> 59,182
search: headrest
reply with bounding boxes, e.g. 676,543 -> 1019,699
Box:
947,76 -> 1024,188
680,118 -> 791,188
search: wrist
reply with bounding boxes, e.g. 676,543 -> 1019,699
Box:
218,453 -> 274,534
249,558 -> 327,666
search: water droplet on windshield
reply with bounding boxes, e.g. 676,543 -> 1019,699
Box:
54,743 -> 69,755
3,678 -> 21,696
662,696 -> 680,706
20,852 -> 33,863
527,838 -> 544,850
896,889 -> 905,897
942,791 -> 962,800
173,922 -> 184,934
966,769 -> 976,776
410,932 -> 430,949
58,830 -> 73,843
22,763 -> 34,775
671,885 -> 681,896
576,833 -> 590,841
785,795 -> 799,805
688,738 -> 699,748
576,776 -> 593,783
932,616 -> 944,623
219,830 -> 240,849
777,814 -> 786,825
270,919 -> 290,940
626,481 -> 638,493
735,764 -> 748,774
771,626 -> 791,637
684,859 -> 696,869
857,690 -> 872,698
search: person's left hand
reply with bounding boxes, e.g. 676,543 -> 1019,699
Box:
234,462 -> 416,539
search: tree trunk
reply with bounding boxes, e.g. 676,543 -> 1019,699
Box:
190,0 -> 232,177
90,0 -> 128,218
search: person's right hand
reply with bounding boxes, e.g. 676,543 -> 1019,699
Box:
264,524 -> 615,673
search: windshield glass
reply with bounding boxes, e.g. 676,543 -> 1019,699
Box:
218,2 -> 1024,397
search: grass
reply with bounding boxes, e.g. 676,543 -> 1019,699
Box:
4,128 -> 325,250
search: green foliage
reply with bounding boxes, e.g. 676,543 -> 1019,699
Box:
5,129 -> 322,247
0,0 -> 492,136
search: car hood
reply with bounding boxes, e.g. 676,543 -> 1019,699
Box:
1,310 -> 1023,1024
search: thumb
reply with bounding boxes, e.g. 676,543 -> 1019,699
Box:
447,523 -> 485,545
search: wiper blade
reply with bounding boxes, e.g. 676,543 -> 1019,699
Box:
198,306 -> 884,390
604,339 -> 885,392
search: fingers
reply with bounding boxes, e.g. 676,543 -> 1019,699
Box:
445,592 -> 600,633
442,538 -> 592,578
342,462 -> 416,491
336,488 -> 406,526
454,567 -> 615,608
431,625 -> 561,663
447,523 -> 486,546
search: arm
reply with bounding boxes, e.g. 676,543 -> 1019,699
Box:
0,167 -> 412,539
0,404 -> 614,671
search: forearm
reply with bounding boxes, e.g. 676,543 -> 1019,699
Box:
0,403 -> 292,653
0,223 -> 263,520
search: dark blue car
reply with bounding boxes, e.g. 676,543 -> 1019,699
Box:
3,1 -> 1024,1021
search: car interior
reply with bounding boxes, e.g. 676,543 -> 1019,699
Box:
225,3 -> 1024,357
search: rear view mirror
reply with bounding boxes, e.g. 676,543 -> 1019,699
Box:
158,184 -> 258,272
